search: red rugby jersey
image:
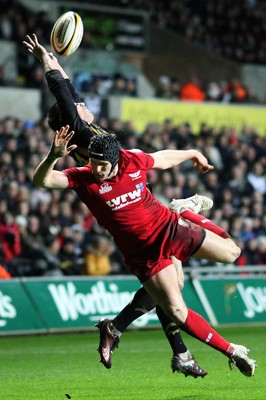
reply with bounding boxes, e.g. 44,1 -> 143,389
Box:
63,149 -> 172,257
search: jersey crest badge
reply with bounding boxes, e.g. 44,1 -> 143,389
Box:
99,183 -> 112,194
129,170 -> 141,180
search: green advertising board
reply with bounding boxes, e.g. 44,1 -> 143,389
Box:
193,277 -> 266,325
2,275 -> 263,336
0,279 -> 46,334
22,276 -> 208,332
23,277 -> 143,330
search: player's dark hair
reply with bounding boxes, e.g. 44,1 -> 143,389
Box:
47,104 -> 108,136
88,133 -> 121,172
47,103 -> 61,131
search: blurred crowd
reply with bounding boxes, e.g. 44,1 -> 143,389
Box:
0,0 -> 265,105
0,114 -> 265,278
0,0 -> 265,279
101,0 -> 266,65
155,74 -> 259,104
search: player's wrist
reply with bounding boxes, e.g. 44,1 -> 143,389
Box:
46,153 -> 59,161
41,52 -> 50,59
186,149 -> 197,158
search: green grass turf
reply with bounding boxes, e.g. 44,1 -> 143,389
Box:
0,326 -> 265,400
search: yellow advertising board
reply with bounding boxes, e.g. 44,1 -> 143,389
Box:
121,98 -> 266,136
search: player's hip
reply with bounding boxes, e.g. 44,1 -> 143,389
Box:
124,216 -> 206,283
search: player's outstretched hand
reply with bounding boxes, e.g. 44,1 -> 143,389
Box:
48,125 -> 77,160
192,151 -> 214,174
22,33 -> 51,61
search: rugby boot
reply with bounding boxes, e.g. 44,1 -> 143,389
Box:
96,318 -> 120,369
169,194 -> 213,214
171,352 -> 208,378
228,343 -> 257,377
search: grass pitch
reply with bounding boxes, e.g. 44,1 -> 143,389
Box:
0,326 -> 264,400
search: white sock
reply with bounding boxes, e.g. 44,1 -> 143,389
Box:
109,322 -> 122,338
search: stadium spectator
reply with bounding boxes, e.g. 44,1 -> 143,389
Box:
222,77 -> 249,103
171,77 -> 181,99
83,236 -> 114,276
240,218 -> 256,243
205,82 -> 223,102
179,74 -> 205,102
247,162 -> 266,195
58,237 -> 83,276
0,264 -> 11,279
0,211 -> 21,264
256,236 -> 266,265
107,73 -> 137,97
156,75 -> 173,99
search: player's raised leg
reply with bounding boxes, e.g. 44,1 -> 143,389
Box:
143,263 -> 256,377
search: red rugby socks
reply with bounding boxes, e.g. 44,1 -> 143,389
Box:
181,308 -> 230,354
180,210 -> 230,239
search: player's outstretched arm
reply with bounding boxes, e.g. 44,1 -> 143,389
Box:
22,33 -> 69,79
151,149 -> 214,173
33,125 -> 76,189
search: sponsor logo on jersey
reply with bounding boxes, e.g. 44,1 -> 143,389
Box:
128,170 -> 141,180
99,183 -> 112,194
106,186 -> 142,210
136,182 -> 145,191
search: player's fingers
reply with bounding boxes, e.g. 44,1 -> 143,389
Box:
65,130 -> 75,140
57,126 -> 74,143
22,41 -> 32,49
62,125 -> 71,137
66,145 -> 77,154
32,33 -> 39,43
25,34 -> 35,45
58,125 -> 70,137
54,129 -> 64,143
200,164 -> 214,173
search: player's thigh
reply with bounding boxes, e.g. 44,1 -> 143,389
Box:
171,256 -> 184,289
193,229 -> 239,263
143,264 -> 187,314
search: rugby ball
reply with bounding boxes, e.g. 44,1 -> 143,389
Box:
50,11 -> 84,56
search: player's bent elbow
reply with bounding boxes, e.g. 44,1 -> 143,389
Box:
32,173 -> 51,188
32,175 -> 44,188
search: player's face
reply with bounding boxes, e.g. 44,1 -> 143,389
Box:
90,158 -> 113,181
76,103 -> 94,124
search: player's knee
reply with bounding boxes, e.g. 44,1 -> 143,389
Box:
221,244 -> 241,263
131,287 -> 156,312
227,242 -> 241,262
164,304 -> 187,324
